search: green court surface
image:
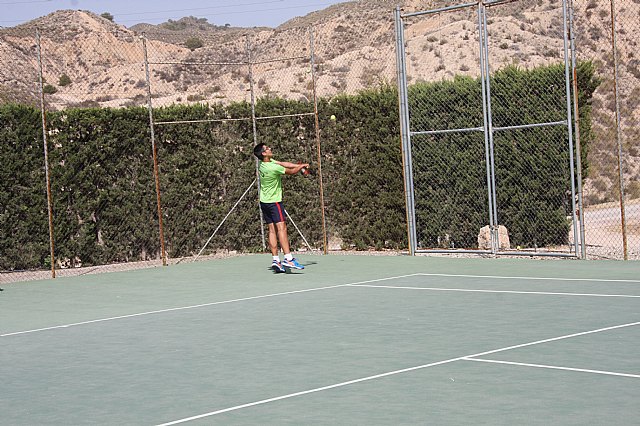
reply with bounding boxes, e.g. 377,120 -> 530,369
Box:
1,255 -> 639,425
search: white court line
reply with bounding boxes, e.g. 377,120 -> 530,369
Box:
463,358 -> 640,379
0,273 -> 421,338
417,273 -> 640,283
348,284 -> 640,298
155,321 -> 640,425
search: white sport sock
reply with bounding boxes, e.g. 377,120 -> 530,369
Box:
284,253 -> 293,261
273,256 -> 280,262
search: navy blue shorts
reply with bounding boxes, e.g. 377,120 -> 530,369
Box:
260,201 -> 286,224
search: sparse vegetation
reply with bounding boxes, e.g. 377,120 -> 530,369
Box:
186,94 -> 205,102
58,74 -> 71,86
627,181 -> 640,199
43,84 -> 57,94
185,37 -> 204,51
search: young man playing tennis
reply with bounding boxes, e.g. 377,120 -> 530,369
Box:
253,143 -> 308,272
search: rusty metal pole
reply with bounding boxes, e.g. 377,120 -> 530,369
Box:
246,35 -> 267,252
608,0 -> 628,260
142,34 -> 167,266
35,28 -> 56,278
309,27 -> 328,255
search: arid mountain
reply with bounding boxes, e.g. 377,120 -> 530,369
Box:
0,0 -> 638,204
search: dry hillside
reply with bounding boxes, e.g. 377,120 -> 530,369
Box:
0,0 -> 638,204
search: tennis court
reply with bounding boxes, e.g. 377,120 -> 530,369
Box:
1,255 -> 639,425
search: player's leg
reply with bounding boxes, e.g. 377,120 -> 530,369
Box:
275,221 -> 291,254
267,223 -> 279,256
274,207 -> 304,270
268,223 -> 285,272
261,202 -> 285,272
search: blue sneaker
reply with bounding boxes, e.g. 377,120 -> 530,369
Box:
282,257 -> 304,270
271,260 -> 285,273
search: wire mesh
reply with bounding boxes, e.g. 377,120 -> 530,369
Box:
0,27 -> 48,283
484,1 -> 576,256
151,26 -> 324,259
314,8 -> 403,252
2,1 -> 639,284
572,0 -> 640,260
398,1 -> 619,257
402,3 -> 494,252
411,132 -> 490,250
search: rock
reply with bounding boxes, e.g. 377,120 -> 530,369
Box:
478,225 -> 510,250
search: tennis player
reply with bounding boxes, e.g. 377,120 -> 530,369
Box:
253,143 -> 308,272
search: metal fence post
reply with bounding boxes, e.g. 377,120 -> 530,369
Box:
142,34 -> 167,266
480,3 -> 499,254
568,0 -> 586,259
309,27 -> 329,255
246,35 -> 267,252
562,0 -> 581,257
477,2 -> 497,256
608,0 -> 628,260
395,6 -> 417,255
36,28 -> 56,278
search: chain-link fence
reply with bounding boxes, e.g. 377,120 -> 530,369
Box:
397,1 -> 580,257
0,6 -> 399,284
396,0 -> 638,260
1,1 -> 638,284
572,0 -> 640,260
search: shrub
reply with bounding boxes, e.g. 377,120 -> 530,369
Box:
185,37 -> 204,51
627,181 -> 640,199
43,84 -> 57,94
58,74 -> 72,86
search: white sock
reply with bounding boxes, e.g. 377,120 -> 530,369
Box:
273,256 -> 280,262
284,253 -> 293,261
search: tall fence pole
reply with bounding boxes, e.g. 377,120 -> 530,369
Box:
309,27 -> 328,254
35,28 -> 56,278
394,6 -> 417,255
561,0 -> 580,257
246,35 -> 266,252
608,0 -> 628,260
568,0 -> 586,259
142,34 -> 167,266
477,2 -> 497,255
480,3 -> 499,254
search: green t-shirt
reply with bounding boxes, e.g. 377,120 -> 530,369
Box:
259,159 -> 286,203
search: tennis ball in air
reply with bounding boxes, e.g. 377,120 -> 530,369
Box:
330,114 -> 336,121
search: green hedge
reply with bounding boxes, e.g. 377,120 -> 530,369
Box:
0,62 -> 598,270
0,105 -> 50,269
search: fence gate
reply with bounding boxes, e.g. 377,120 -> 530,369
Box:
395,0 -> 580,257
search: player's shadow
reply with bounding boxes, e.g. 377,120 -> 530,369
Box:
267,268 -> 303,275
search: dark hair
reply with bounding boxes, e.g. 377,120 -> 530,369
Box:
253,143 -> 266,160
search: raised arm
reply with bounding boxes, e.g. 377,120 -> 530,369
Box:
275,160 -> 309,175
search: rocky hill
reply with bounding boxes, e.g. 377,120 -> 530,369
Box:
0,0 -> 638,204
